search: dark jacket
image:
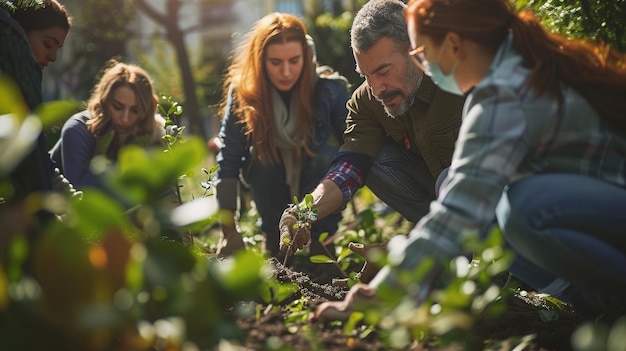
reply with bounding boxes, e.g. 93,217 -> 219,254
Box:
341,76 -> 465,179
1,10 -> 52,206
215,77 -> 349,209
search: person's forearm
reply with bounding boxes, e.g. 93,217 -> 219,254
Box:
310,179 -> 344,220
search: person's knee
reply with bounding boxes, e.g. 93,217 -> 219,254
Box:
497,184 -> 545,250
365,166 -> 432,222
372,140 -> 407,166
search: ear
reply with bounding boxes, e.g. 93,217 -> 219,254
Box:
444,32 -> 463,56
446,32 -> 463,55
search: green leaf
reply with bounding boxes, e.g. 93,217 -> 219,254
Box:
142,237 -> 197,287
318,232 -> 328,243
0,76 -> 28,118
6,236 -> 29,281
158,104 -> 168,116
170,197 -> 219,229
213,251 -> 267,296
107,137 -> 206,204
309,255 -> 335,264
304,193 -> 314,208
69,189 -> 133,240
336,247 -> 353,263
209,164 -> 220,174
284,310 -> 309,324
36,100 -> 82,128
261,281 -> 298,304
0,114 -> 41,174
173,105 -> 183,115
343,311 -> 364,335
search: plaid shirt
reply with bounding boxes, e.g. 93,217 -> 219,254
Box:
374,34 -> 626,291
324,160 -> 365,203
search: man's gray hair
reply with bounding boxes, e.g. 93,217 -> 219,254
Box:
350,0 -> 410,53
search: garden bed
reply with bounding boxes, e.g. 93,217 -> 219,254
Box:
231,255 -> 585,351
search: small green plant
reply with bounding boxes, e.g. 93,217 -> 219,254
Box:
309,232 -> 350,278
289,194 -> 318,223
158,94 -> 185,151
330,227 -> 517,350
200,164 -> 219,197
310,194 -> 407,283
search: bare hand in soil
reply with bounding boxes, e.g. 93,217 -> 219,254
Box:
310,283 -> 376,322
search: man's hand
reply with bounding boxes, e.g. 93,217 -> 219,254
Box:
279,207 -> 311,255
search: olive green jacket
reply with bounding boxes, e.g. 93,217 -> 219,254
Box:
341,76 -> 465,179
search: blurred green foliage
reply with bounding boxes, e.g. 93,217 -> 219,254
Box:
350,228 -> 515,350
0,94 -> 289,350
515,0 -> 626,52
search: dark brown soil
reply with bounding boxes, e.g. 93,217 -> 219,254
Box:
234,256 -> 586,351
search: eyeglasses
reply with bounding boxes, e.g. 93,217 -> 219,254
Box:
409,46 -> 432,76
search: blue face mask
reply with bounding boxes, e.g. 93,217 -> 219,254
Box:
429,60 -> 463,96
418,40 -> 464,96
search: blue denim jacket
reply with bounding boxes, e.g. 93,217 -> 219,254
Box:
215,77 -> 349,209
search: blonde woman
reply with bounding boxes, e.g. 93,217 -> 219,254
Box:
50,60 -> 165,189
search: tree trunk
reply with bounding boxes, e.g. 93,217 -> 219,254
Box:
133,0 -> 206,139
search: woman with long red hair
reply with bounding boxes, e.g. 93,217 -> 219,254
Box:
214,13 -> 349,258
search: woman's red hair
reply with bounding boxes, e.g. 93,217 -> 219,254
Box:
218,13 -> 316,163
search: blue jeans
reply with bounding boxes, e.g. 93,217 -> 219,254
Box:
245,145 -> 342,256
496,173 -> 626,312
365,139 -> 438,222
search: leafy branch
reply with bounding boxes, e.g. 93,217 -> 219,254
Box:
200,164 -> 219,197
158,94 -> 185,151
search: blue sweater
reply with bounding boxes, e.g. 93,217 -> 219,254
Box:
49,112 -> 102,189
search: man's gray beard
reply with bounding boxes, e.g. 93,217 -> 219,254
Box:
383,64 -> 422,119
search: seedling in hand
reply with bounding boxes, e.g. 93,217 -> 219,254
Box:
282,194 -> 317,265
